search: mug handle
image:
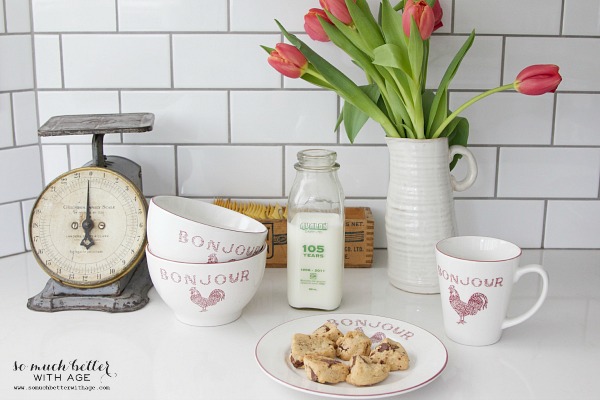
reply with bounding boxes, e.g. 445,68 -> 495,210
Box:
501,264 -> 549,330
448,145 -> 478,192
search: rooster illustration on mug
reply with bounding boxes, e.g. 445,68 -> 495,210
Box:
448,285 -> 488,324
189,288 -> 226,312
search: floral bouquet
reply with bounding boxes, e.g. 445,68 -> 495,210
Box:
263,0 -> 561,168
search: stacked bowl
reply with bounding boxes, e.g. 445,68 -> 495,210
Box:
146,196 -> 268,326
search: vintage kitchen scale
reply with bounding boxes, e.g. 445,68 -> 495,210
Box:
27,113 -> 154,313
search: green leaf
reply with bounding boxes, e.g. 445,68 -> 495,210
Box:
407,18 -> 424,83
320,16 -> 383,87
346,0 -> 384,51
275,20 -> 399,138
372,44 -> 412,76
426,31 -> 475,136
260,45 -> 275,54
324,10 -> 372,56
343,84 -> 381,143
380,0 -> 406,48
385,80 -> 412,137
446,116 -> 469,170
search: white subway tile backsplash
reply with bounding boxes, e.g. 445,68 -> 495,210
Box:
545,201 -> 600,248
32,0 -> 116,32
340,118 -> 386,145
0,93 -> 14,148
69,144 -> 176,196
454,0 -> 562,35
231,0 -> 312,32
231,0 -> 387,32
37,91 -> 120,144
449,92 -> 554,145
231,91 -> 338,144
285,145 -> 389,198
119,0 -> 227,32
0,35 -> 33,91
0,146 -> 43,203
0,3 -> 5,33
455,199 -> 545,248
12,91 -> 38,146
41,145 -> 69,185
122,91 -> 228,144
0,202 -> 25,257
1,0 -> 599,256
173,34 -> 281,89
5,0 -> 31,33
563,0 -> 600,36
178,146 -> 283,197
555,94 -> 600,146
62,34 -> 171,89
498,148 -> 600,198
504,37 -> 600,92
34,35 -> 62,88
428,36 -> 502,90
453,147 -> 497,198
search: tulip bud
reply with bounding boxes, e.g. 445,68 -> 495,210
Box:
305,8 -> 332,42
402,0 -> 435,40
319,0 -> 354,25
514,64 -> 562,95
433,0 -> 443,32
267,43 -> 308,79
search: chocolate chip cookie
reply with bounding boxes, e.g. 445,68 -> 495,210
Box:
346,355 -> 391,387
303,354 -> 350,384
290,333 -> 336,368
335,330 -> 372,361
370,338 -> 410,371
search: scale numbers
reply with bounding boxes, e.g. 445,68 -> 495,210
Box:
29,167 -> 147,288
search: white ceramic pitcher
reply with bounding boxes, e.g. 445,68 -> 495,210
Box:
385,137 -> 478,294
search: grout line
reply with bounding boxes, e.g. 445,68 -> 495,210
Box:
1,0 -> 7,33
114,0 -> 119,32
540,200 -> 548,248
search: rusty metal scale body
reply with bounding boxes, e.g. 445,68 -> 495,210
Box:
27,113 -> 154,312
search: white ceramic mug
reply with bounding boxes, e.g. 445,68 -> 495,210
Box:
435,236 -> 549,346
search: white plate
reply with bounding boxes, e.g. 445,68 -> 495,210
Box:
255,313 -> 448,399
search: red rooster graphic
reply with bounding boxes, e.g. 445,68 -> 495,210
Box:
448,285 -> 488,324
189,288 -> 226,312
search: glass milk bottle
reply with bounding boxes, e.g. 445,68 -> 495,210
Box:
287,149 -> 345,310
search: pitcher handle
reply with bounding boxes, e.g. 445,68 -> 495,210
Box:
449,145 -> 478,192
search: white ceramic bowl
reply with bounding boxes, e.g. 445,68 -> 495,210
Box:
146,244 -> 267,326
147,196 -> 267,263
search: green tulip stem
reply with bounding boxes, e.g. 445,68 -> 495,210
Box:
431,83 -> 515,139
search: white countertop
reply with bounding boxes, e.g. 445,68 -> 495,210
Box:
1,249 -> 599,400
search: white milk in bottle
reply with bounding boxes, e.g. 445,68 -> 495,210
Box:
287,149 -> 344,310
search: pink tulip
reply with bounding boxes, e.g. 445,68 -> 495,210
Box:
267,43 -> 308,79
305,8 -> 332,42
319,0 -> 354,25
514,64 -> 562,95
402,0 -> 435,40
433,0 -> 443,32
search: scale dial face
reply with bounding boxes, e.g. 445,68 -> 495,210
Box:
30,166 -> 147,288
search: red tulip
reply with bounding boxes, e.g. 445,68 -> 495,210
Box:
320,0 -> 354,25
305,8 -> 332,42
514,64 -> 562,95
267,43 -> 308,79
433,0 -> 443,32
402,0 -> 435,40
